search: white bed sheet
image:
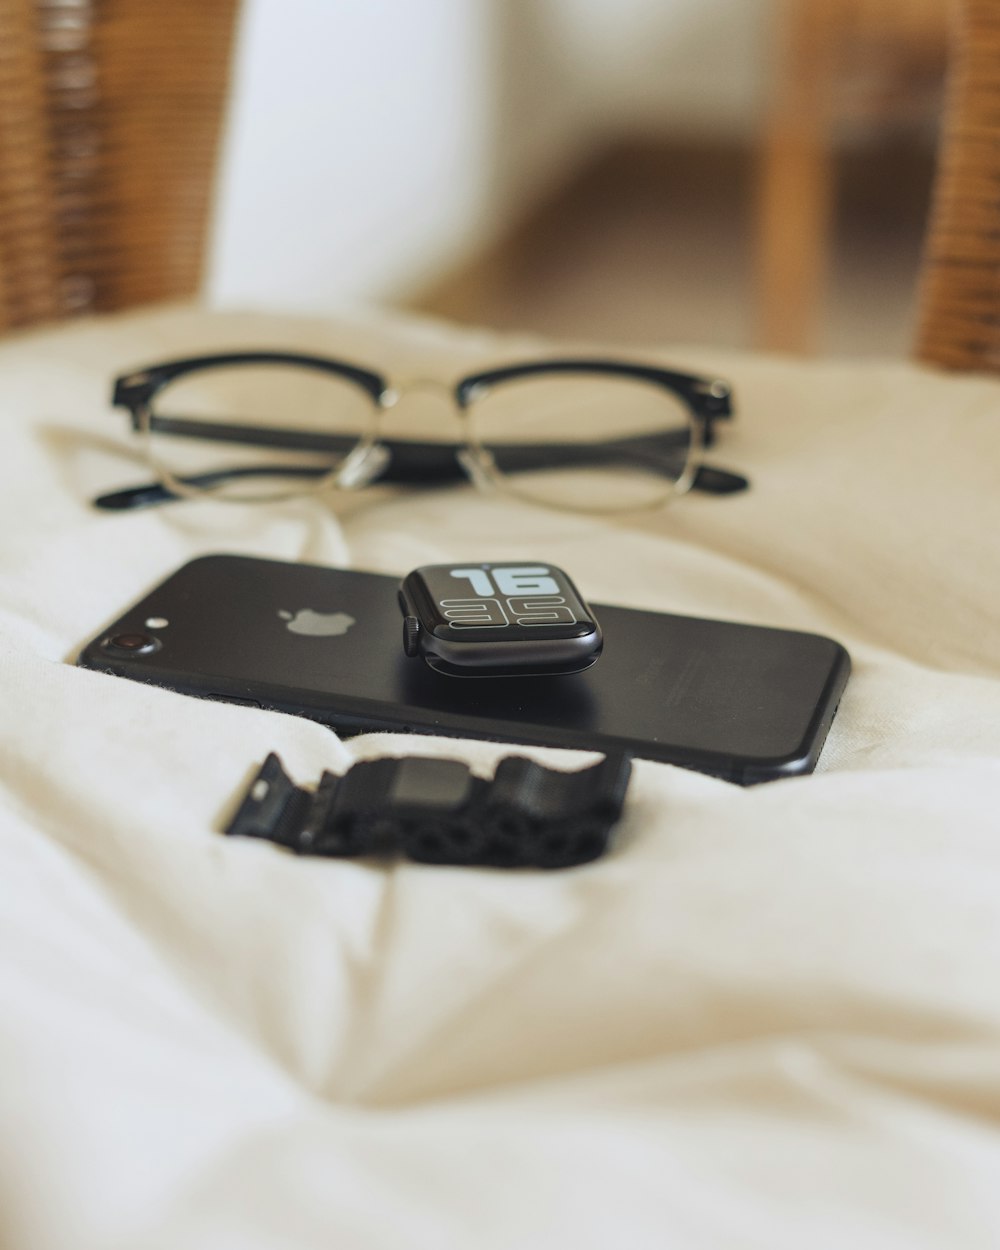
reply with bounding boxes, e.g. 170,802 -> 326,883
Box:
2,304 -> 1000,1250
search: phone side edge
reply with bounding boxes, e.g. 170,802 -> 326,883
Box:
736,640 -> 852,784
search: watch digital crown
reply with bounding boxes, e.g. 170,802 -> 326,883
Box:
399,562 -> 602,677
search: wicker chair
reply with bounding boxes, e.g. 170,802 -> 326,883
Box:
754,0 -> 949,356
0,0 -> 996,375
755,0 -> 1000,374
914,0 -> 1000,373
0,0 -> 239,333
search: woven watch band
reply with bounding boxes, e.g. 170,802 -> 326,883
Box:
226,751 -> 632,869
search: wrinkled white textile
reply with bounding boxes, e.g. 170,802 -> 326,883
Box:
2,304 -> 1000,1250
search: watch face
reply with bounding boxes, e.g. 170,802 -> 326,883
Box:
400,562 -> 602,676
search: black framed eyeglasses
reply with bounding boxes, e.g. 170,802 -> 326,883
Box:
94,351 -> 748,514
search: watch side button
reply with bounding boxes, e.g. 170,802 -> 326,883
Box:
402,615 -> 422,657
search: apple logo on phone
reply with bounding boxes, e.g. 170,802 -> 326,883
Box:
278,608 -> 356,637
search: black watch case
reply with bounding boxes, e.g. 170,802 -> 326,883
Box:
398,561 -> 603,678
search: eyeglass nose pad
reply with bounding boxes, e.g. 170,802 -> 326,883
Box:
334,441 -> 392,490
455,446 -> 496,493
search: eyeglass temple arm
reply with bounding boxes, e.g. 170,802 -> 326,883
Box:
133,412 -> 715,462
93,414 -> 747,510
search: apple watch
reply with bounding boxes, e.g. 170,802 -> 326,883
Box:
398,561 -> 602,677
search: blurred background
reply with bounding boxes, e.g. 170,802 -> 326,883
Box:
1,0 -> 950,357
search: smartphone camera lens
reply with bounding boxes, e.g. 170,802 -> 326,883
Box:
102,632 -> 160,656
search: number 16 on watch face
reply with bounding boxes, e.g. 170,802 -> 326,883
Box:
399,562 -> 603,677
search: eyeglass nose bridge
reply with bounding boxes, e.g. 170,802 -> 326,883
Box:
375,375 -> 470,443
371,375 -> 491,493
378,376 -> 461,412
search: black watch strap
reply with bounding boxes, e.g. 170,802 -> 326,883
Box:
225,750 -> 632,869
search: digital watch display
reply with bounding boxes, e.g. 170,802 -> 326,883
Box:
398,562 -> 603,677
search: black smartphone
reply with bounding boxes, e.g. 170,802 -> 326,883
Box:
76,554 -> 850,784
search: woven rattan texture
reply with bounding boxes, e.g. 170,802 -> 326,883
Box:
916,0 -> 1000,372
0,0 -> 239,333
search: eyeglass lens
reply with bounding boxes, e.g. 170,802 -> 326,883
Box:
140,362 -> 379,502
468,371 -> 695,512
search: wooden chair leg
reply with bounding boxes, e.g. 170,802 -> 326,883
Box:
754,121 -> 834,354
754,0 -> 841,354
